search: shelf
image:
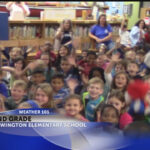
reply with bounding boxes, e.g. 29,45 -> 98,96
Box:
9,19 -> 122,25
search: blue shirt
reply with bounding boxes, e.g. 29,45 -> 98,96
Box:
0,82 -> 9,98
90,24 -> 113,45
85,95 -> 104,121
53,87 -> 70,108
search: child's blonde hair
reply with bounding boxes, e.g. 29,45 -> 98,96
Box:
88,77 -> 104,89
35,83 -> 55,108
13,80 -> 27,92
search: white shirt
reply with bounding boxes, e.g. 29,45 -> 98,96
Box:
6,3 -> 30,20
119,28 -> 131,47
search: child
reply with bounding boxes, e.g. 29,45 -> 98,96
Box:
83,77 -> 104,121
5,80 -> 28,110
81,51 -> 97,76
51,74 -> 69,108
34,83 -> 55,109
119,14 -> 131,49
126,60 -> 140,79
64,94 -> 88,121
136,50 -> 147,77
100,104 -> 119,125
59,56 -> 82,94
27,67 -> 46,99
40,52 -> 55,83
0,70 -> 9,98
35,41 -> 56,66
54,19 -> 73,52
125,50 -> 136,61
96,53 -> 109,70
55,45 -> 70,71
107,90 -> 133,129
17,100 -> 40,109
1,56 -> 28,89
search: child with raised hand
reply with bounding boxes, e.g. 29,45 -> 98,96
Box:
1,56 -> 28,89
5,80 -> 28,110
34,83 -> 56,109
59,56 -> 82,94
64,94 -> 88,122
83,77 -> 104,121
51,74 -> 69,108
107,90 -> 133,129
40,52 -> 55,83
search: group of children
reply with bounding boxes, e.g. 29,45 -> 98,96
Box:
0,17 -> 150,135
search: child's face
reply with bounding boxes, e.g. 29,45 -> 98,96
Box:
51,78 -> 64,92
14,60 -> 23,70
88,83 -> 103,100
115,64 -> 125,73
96,55 -> 105,66
10,50 -> 21,59
65,98 -> 83,116
107,97 -> 125,113
127,63 -> 139,77
63,21 -> 70,30
11,86 -> 26,101
115,74 -> 127,89
87,54 -> 96,65
35,88 -> 49,106
136,54 -> 144,64
32,74 -> 45,85
59,47 -> 68,57
101,107 -> 119,124
41,55 -> 50,66
125,52 -> 136,61
82,51 -> 87,59
60,60 -> 72,73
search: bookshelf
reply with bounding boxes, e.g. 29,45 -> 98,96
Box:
0,20 -> 121,50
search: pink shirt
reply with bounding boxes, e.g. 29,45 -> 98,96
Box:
119,112 -> 133,129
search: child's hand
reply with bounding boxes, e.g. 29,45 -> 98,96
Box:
68,56 -> 76,66
67,78 -> 78,93
81,73 -> 89,85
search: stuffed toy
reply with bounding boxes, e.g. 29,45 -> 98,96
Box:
127,79 -> 150,121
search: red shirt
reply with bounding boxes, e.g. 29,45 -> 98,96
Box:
145,32 -> 150,43
35,50 -> 57,65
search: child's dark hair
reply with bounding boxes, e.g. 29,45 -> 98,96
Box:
60,56 -> 68,63
108,89 -> 126,113
89,67 -> 105,83
65,94 -> 83,105
101,104 -> 119,118
13,56 -> 25,69
51,73 -> 65,83
136,49 -> 146,55
111,71 -> 129,92
127,60 -> 139,68
31,67 -> 45,75
87,51 -> 97,58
